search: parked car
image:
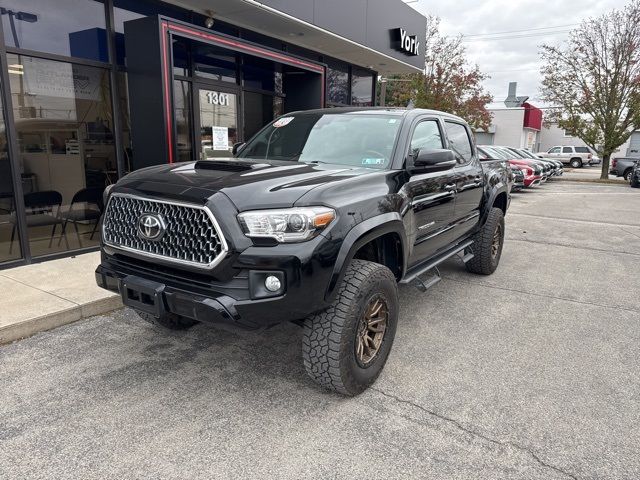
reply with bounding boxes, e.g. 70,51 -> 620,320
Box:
95,107 -> 511,396
629,160 -> 640,188
539,146 -> 592,168
478,146 -> 542,187
610,157 -> 639,181
510,165 -> 525,191
507,147 -> 563,176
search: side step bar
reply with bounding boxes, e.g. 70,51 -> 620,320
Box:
400,239 -> 474,291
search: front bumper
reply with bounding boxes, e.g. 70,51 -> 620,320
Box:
96,232 -> 340,329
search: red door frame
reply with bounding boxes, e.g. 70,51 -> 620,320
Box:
158,18 -> 326,164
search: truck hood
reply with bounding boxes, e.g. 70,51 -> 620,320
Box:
114,159 -> 374,210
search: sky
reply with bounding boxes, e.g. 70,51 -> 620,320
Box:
408,0 -> 626,107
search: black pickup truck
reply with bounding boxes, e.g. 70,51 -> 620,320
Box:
96,108 -> 510,395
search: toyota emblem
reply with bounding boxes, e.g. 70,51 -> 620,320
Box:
138,213 -> 166,241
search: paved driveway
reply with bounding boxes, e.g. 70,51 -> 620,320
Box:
1,181 -> 639,480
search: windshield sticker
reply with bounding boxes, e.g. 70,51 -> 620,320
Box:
273,117 -> 294,128
362,158 -> 385,166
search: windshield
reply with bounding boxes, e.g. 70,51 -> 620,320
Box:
237,113 -> 402,168
483,146 -> 511,160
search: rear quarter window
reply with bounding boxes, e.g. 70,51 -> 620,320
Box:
574,147 -> 590,153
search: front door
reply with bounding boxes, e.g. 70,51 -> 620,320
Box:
404,117 -> 457,266
195,86 -> 239,159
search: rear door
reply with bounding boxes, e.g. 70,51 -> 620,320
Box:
446,121 -> 483,239
404,117 -> 457,266
561,146 -> 574,163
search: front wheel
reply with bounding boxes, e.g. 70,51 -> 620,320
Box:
623,169 -> 633,181
570,158 -> 583,168
466,207 -> 505,275
302,259 -> 398,396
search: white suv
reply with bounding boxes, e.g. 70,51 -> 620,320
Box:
540,146 -> 593,168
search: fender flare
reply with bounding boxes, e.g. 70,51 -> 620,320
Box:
325,213 -> 408,302
482,185 -> 509,225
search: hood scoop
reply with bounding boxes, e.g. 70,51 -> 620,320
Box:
194,160 -> 267,172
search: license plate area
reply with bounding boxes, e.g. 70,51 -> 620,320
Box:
119,275 -> 165,317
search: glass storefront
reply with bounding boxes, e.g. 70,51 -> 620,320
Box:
1,0 -> 107,62
0,0 -> 377,267
7,54 -> 114,256
0,77 -> 21,262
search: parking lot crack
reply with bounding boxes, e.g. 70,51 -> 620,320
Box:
371,387 -> 579,480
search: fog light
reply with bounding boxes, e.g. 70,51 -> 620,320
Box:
264,275 -> 281,292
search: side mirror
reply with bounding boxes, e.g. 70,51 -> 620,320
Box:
409,149 -> 457,173
232,142 -> 245,156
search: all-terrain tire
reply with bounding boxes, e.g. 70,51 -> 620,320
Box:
570,158 -> 583,168
466,207 -> 505,275
623,169 -> 633,181
136,310 -> 198,330
302,259 -> 398,396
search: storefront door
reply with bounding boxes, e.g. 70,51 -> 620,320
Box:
194,86 -> 239,159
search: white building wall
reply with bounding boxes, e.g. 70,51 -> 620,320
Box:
486,108 -> 526,148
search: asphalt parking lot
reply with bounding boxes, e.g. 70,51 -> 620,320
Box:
1,180 -> 639,480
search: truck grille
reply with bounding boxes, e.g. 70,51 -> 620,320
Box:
102,194 -> 227,269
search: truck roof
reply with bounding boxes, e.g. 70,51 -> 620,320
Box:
285,107 -> 467,124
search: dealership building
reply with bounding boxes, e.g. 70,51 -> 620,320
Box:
0,0 -> 426,268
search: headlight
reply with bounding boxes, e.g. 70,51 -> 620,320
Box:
238,207 -> 336,243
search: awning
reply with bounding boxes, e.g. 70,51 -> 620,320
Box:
166,0 -> 425,74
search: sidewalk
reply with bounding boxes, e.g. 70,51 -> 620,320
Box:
0,252 -> 121,345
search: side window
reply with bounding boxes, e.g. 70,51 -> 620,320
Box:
562,147 -> 573,153
445,121 -> 473,163
549,147 -> 561,154
410,120 -> 444,153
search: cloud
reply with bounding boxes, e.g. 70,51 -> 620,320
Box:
410,0 -> 626,106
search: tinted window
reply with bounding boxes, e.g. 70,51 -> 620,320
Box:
445,122 -> 473,162
2,0 -> 107,62
327,61 -> 349,105
562,147 -> 573,153
194,44 -> 237,83
410,121 -> 443,153
351,69 -> 373,106
239,114 -> 401,168
574,147 -> 590,153
549,147 -> 561,153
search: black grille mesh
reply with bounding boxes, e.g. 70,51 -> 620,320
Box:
103,195 -> 225,266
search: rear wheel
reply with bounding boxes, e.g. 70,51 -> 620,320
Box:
136,310 -> 198,330
623,169 -> 633,181
570,158 -> 583,168
302,259 -> 398,396
466,207 -> 505,275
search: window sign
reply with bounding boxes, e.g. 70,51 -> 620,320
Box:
211,126 -> 229,151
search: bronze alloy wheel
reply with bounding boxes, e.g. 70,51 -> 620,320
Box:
491,223 -> 503,259
355,296 -> 388,366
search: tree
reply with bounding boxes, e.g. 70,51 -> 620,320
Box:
540,1 -> 640,179
378,16 -> 493,131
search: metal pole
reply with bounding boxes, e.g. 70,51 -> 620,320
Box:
380,78 -> 387,107
104,0 -> 125,178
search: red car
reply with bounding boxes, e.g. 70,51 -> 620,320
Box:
478,147 -> 542,188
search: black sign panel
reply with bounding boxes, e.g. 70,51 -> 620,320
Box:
391,28 -> 420,56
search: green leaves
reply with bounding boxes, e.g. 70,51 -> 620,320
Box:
540,1 -> 640,178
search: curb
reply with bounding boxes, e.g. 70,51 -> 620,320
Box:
0,295 -> 122,345
558,178 -> 628,186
